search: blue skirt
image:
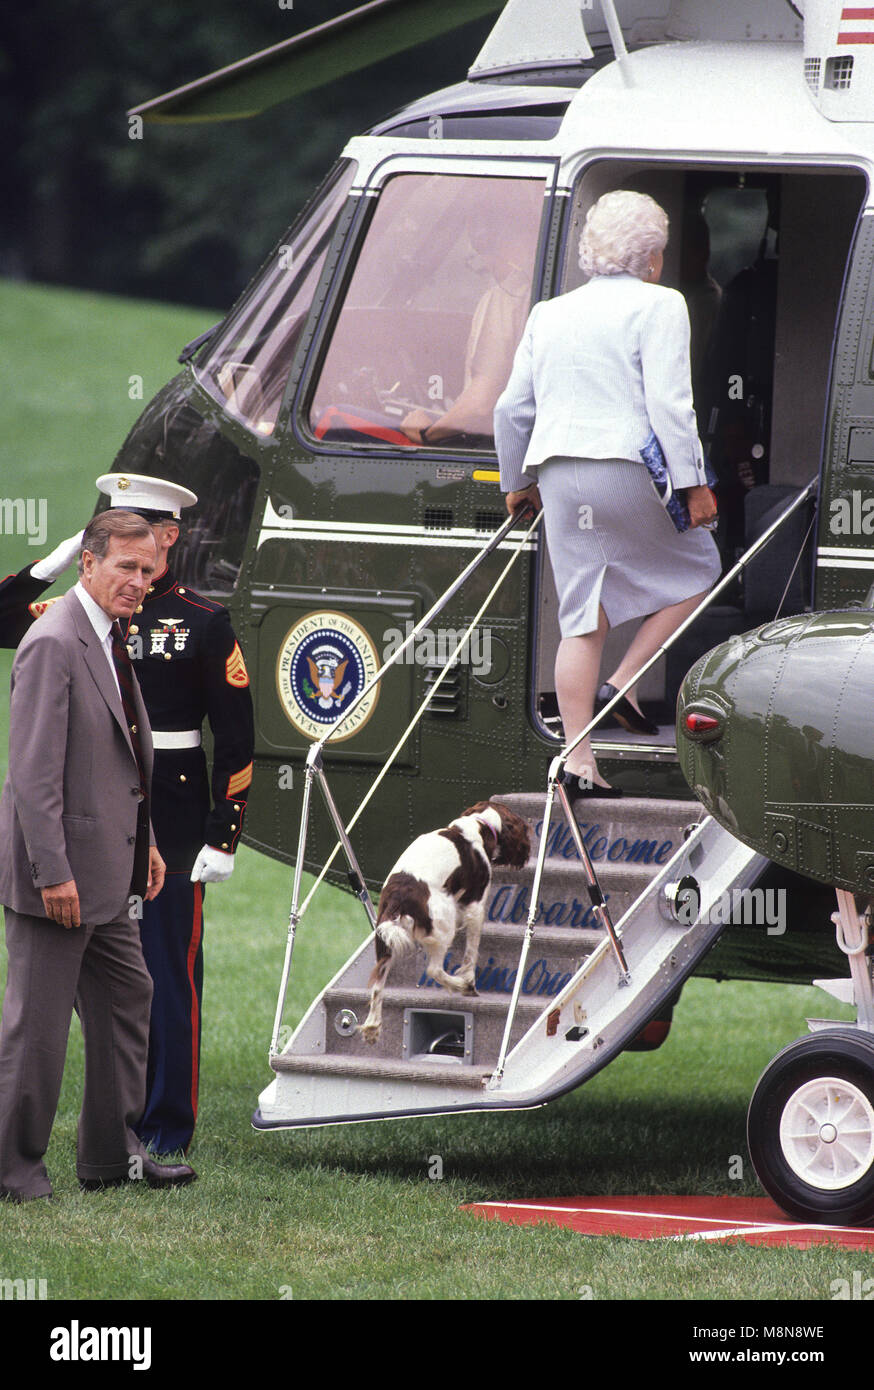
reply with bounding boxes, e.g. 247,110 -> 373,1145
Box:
536,456 -> 721,637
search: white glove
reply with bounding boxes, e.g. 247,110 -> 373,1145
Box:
190,845 -> 236,884
31,530 -> 86,581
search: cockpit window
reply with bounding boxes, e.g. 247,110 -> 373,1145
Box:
307,173 -> 545,451
195,159 -> 357,437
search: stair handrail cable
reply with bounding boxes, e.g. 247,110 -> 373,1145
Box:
491,477 -> 818,1083
276,504 -> 534,1045
270,506 -> 544,1058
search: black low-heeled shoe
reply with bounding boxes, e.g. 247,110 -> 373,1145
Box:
562,774 -> 623,803
596,683 -> 659,736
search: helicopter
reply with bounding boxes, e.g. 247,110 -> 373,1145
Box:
64,0 -> 874,1220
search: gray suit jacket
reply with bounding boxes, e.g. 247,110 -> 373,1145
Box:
0,588 -> 154,923
494,272 -> 710,494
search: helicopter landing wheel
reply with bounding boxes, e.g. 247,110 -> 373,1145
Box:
747,1029 -> 874,1226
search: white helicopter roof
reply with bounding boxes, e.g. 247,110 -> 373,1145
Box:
557,38 -> 874,175
470,0 -> 803,75
345,2 -> 874,200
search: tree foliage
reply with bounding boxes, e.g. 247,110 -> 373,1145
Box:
0,0 -> 492,308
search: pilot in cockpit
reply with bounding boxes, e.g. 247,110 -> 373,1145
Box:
400,222 -> 534,446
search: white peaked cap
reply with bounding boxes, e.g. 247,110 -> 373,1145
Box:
96,472 -> 198,519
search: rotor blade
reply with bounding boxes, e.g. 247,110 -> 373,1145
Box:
129,0 -> 502,124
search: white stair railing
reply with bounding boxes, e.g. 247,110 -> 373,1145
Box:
490,479 -> 818,1083
269,506 -> 544,1058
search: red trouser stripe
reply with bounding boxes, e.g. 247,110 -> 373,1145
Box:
187,884 -> 203,1122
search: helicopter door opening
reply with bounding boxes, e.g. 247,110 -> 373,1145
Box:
534,160 -> 867,749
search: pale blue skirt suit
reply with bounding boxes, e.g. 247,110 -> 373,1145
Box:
494,272 -> 720,636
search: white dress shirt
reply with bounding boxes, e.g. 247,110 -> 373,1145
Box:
494,272 -> 709,494
73,581 -> 122,701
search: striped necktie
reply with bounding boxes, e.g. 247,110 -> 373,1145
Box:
110,620 -> 147,790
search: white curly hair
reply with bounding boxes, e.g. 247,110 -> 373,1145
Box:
579,190 -> 669,279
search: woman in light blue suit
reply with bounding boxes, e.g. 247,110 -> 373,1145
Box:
495,191 -> 720,798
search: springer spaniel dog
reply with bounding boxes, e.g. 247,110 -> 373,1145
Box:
360,800 -> 530,1044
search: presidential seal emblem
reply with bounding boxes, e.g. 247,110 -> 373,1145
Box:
276,611 -> 379,742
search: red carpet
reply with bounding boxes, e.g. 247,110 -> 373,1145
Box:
462,1194 -> 874,1248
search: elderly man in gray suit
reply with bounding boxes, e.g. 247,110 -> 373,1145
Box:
0,509 -> 196,1199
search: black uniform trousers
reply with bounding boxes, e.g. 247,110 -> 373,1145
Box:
137,875 -> 204,1155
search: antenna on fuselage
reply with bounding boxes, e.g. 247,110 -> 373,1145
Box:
468,0 -> 593,78
599,0 -> 629,60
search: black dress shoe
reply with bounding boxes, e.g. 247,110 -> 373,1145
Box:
143,1157 -> 197,1188
80,1158 -> 197,1191
596,683 -> 659,736
562,774 -> 623,803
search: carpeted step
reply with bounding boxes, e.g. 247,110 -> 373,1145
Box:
320,984 -> 550,1066
270,1049 -> 491,1089
274,793 -> 707,1087
367,920 -> 602,992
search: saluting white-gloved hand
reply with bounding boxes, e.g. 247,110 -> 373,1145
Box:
30,530 -> 86,582
190,846 -> 236,884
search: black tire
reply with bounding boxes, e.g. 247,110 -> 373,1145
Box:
747,1029 -> 874,1225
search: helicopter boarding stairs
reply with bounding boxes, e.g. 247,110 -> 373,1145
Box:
253,493 -> 820,1132
255,794 -> 767,1130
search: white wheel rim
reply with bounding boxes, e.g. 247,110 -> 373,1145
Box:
779,1074 -> 874,1191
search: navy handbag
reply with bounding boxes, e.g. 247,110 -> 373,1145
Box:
640,432 -> 717,533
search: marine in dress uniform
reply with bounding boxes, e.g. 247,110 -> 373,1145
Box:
97,473 -> 255,1156
0,532 -> 84,648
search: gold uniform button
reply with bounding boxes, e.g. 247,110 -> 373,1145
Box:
129,625 -> 139,635
180,774 -> 187,783
234,803 -> 241,811
147,586 -> 154,593
130,724 -> 137,734
178,587 -> 186,595
164,653 -> 172,660
231,824 -> 237,831
135,605 -> 143,614
221,842 -> 229,850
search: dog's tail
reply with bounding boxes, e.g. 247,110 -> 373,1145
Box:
367,919 -> 415,989
375,918 -> 416,959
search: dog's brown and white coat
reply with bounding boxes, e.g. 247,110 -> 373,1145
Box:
361,801 -> 530,1044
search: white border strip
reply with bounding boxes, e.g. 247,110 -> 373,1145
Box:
818,546 -> 874,559
258,526 -> 536,552
816,557 -> 874,569
257,498 -> 536,551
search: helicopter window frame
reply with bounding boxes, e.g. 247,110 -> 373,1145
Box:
192,157 -> 359,440
293,154 -> 560,460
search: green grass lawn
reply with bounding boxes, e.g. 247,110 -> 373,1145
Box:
0,276 -> 214,567
0,883 -> 866,1304
0,279 -> 871,1309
